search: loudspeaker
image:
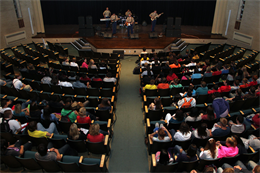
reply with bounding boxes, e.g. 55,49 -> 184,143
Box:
104,32 -> 112,39
130,33 -> 139,39
149,32 -> 158,38
173,29 -> 181,37
79,28 -> 87,37
167,17 -> 174,29
85,28 -> 94,37
175,17 -> 182,30
166,29 -> 174,37
86,16 -> 93,29
78,16 -> 85,28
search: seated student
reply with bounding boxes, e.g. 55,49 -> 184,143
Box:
242,86 -> 256,99
209,118 -> 230,137
221,65 -> 229,75
152,60 -> 161,71
230,80 -> 240,91
103,72 -> 117,83
0,100 -> 13,114
41,73 -> 52,84
169,60 -> 181,69
256,85 -> 260,96
228,115 -> 245,134
239,78 -> 249,89
73,76 -> 86,88
143,79 -> 157,91
157,77 -> 169,89
141,66 -> 154,77
150,125 -> 173,142
201,106 -> 217,120
251,113 -> 260,129
99,60 -> 107,70
178,91 -> 196,108
217,160 -> 260,173
81,58 -> 88,69
61,101 -> 77,123
13,73 -> 31,90
212,66 -> 222,76
182,85 -> 196,97
41,107 -> 59,124
191,68 -> 203,80
249,75 -> 258,87
68,123 -> 87,140
241,135 -> 260,151
13,103 -> 29,118
165,110 -> 185,124
199,138 -> 218,159
216,136 -> 239,158
140,47 -> 148,55
192,51 -> 199,60
27,121 -> 58,138
226,89 -> 243,102
149,97 -> 163,110
196,81 -> 208,96
87,124 -> 106,143
0,139 -> 32,157
70,58 -> 79,69
88,59 -> 97,69
76,107 -> 91,125
192,123 -> 210,139
185,59 -> 196,67
29,100 -> 42,118
155,149 -> 173,164
171,122 -> 191,141
91,74 -> 102,82
98,98 -> 112,111
185,107 -> 202,122
227,68 -> 235,81
62,58 -> 70,66
212,92 -> 230,118
207,84 -> 220,95
203,67 -> 213,78
35,143 -> 77,161
166,70 -> 178,82
219,80 -> 231,93
172,144 -> 198,162
169,78 -> 183,89
140,54 -> 150,66
1,110 -> 21,134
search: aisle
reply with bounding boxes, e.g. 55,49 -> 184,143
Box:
109,56 -> 149,172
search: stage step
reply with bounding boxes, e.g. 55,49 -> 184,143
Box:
171,39 -> 189,52
70,41 -> 91,51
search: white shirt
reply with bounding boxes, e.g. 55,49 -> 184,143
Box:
58,81 -> 73,87
174,131 -> 191,141
141,70 -> 154,77
185,62 -> 196,67
153,136 -> 171,142
0,107 -> 13,114
141,60 -> 149,66
70,62 -> 79,67
0,118 -> 20,134
177,97 -> 196,108
199,148 -> 218,159
103,77 -> 117,83
13,79 -> 23,89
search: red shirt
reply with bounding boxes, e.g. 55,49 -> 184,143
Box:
240,84 -> 249,88
87,133 -> 104,143
208,89 -> 220,95
92,78 -> 103,82
252,114 -> 260,129
212,71 -> 222,76
219,85 -> 231,92
249,81 -> 257,87
157,83 -> 169,89
80,77 -> 91,82
166,73 -> 178,82
77,116 -> 91,125
256,91 -> 260,96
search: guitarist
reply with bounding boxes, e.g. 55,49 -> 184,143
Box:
110,13 -> 119,35
149,10 -> 163,32
125,14 -> 135,38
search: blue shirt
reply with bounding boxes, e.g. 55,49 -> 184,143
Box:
191,73 -> 202,80
184,89 -> 196,97
221,69 -> 229,74
169,117 -> 185,124
212,126 -> 230,137
196,87 -> 208,96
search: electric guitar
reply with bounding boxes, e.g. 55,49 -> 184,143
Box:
151,12 -> 164,21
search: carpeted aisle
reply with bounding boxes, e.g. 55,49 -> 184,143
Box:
109,56 -> 149,173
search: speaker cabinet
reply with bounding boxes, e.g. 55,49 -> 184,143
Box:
85,28 -> 94,37
104,32 -> 112,38
86,16 -> 93,29
167,17 -> 174,29
78,16 -> 85,28
166,29 -> 174,37
149,32 -> 158,38
79,28 -> 87,37
130,33 -> 139,39
175,17 -> 182,30
173,29 -> 181,37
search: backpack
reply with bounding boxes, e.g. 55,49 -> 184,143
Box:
1,119 -> 12,133
181,98 -> 193,108
60,110 -> 73,122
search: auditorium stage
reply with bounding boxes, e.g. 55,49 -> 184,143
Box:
33,25 -> 227,53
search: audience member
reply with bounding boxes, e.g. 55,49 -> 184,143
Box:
149,97 -> 163,110
199,138 -> 218,159
68,123 -> 87,140
178,91 -> 196,108
88,59 -> 97,69
87,124 -> 106,143
165,110 -> 185,124
103,72 -> 117,83
76,107 -> 91,125
169,78 -> 183,89
150,126 -> 172,142
166,70 -> 178,82
13,73 -> 31,90
172,122 -> 191,141
196,81 -> 208,96
157,77 -> 169,89
212,92 -> 229,118
98,98 -> 112,111
185,107 -> 202,122
192,123 -> 210,139
143,79 -> 157,91
81,58 -> 88,69
201,106 -> 217,120
1,110 -> 21,134
208,84 -> 220,95
73,76 -> 86,88
242,86 -> 256,99
228,115 -> 245,134
216,136 -> 238,158
27,121 -> 58,138
210,118 -> 230,137
0,139 -> 32,156
13,103 -> 29,117
70,58 -> 79,69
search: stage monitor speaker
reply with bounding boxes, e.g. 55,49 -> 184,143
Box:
149,32 -> 158,38
167,17 -> 174,29
86,16 -> 93,29
104,32 -> 112,39
175,17 -> 182,30
113,50 -> 124,59
130,33 -> 139,39
78,16 -> 85,28
166,29 -> 174,37
79,28 -> 87,37
173,29 -> 181,37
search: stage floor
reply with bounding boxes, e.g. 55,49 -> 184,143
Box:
33,24 -> 226,49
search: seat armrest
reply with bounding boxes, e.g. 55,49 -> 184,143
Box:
148,134 -> 153,145
107,119 -> 111,128
104,135 -> 109,145
100,154 -> 106,168
152,154 -> 156,167
79,156 -> 83,163
147,118 -> 150,127
145,105 -> 148,114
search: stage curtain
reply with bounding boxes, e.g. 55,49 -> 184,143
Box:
40,0 -> 216,26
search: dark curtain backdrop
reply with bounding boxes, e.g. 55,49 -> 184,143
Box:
41,0 -> 216,26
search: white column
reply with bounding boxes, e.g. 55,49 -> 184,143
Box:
31,0 -> 45,33
212,0 -> 228,34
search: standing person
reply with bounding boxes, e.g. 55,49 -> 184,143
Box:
103,7 -> 111,30
110,13 -> 119,35
125,14 -> 134,38
125,9 -> 132,16
149,10 -> 163,32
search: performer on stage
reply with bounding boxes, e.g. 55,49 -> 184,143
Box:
110,13 -> 119,35
149,10 -> 163,32
125,9 -> 132,17
103,7 -> 111,30
125,14 -> 135,38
